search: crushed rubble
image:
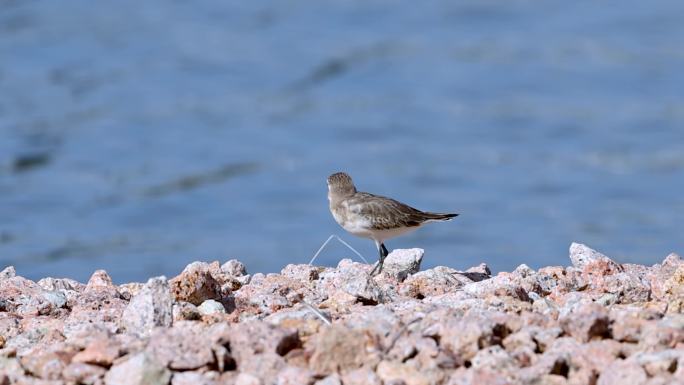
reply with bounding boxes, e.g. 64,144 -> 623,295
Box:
0,242 -> 682,384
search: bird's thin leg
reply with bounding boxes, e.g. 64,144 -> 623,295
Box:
369,242 -> 389,276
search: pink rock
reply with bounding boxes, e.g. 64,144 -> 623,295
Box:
85,270 -> 115,291
275,366 -> 316,385
445,368 -> 513,385
307,325 -> 381,375
462,273 -> 531,302
313,374 -> 342,385
559,302 -> 610,342
376,360 -> 445,385
235,373 -> 262,385
62,362 -> 106,385
280,264 -> 320,282
72,337 -> 121,366
145,321 -> 224,371
18,344 -> 77,380
471,346 -> 516,371
597,359 -> 647,385
169,262 -> 222,305
230,322 -> 300,381
63,281 -> 127,341
233,273 -> 312,316
400,266 -> 473,298
339,367 -> 382,385
103,353 -> 171,385
171,371 -> 218,385
569,243 -> 622,272
430,309 -> 514,361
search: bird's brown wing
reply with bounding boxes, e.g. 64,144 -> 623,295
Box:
346,192 -> 429,230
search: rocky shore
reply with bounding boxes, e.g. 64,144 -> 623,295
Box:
0,243 -> 683,385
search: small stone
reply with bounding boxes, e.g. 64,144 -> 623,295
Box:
281,264 -> 320,281
38,277 -> 84,292
382,248 -> 424,281
376,360 -> 444,385
308,325 -> 380,375
145,322 -> 219,371
634,350 -> 680,377
18,345 -> 76,380
72,337 -> 121,366
122,276 -> 173,337
222,259 -> 248,276
173,302 -> 202,321
559,302 -> 610,342
197,299 -> 226,315
569,243 -> 621,271
340,367 -> 382,385
235,373 -> 262,385
471,345 -> 517,373
276,366 -> 315,385
171,371 -> 217,385
597,359 -> 648,385
314,374 -> 342,385
104,353 -> 171,385
41,291 -> 67,309
0,266 -> 16,280
170,262 -> 221,305
400,266 -> 473,298
319,260 -> 383,304
63,362 -> 107,385
86,270 -> 115,291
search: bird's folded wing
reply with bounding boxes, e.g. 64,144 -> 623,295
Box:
347,193 -> 425,229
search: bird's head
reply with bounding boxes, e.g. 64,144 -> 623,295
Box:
327,172 -> 357,200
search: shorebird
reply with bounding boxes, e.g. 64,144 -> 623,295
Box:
327,172 -> 458,275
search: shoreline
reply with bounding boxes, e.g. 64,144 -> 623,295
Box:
0,243 -> 682,385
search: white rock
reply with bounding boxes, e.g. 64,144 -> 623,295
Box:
569,242 -> 615,269
104,353 -> 171,385
122,276 -> 173,336
221,259 -> 247,276
382,248 -> 424,281
197,299 -> 226,315
236,373 -> 263,385
42,290 -> 67,309
315,374 -> 342,385
0,266 -> 16,280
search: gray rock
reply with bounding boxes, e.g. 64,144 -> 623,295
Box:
281,264 -> 320,281
382,248 -> 424,281
173,301 -> 202,321
37,277 -> 84,292
0,266 -> 16,280
597,359 -> 648,385
197,299 -> 226,315
171,371 -> 217,385
222,259 -> 247,276
314,374 -> 342,385
86,270 -> 115,291
41,291 -> 67,309
320,259 -> 383,304
569,242 -> 617,269
146,322 -> 220,371
104,353 -> 171,385
122,276 -> 173,336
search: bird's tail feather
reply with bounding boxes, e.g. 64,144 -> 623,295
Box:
422,212 -> 459,221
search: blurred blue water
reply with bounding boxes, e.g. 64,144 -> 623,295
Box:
1,0 -> 683,283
